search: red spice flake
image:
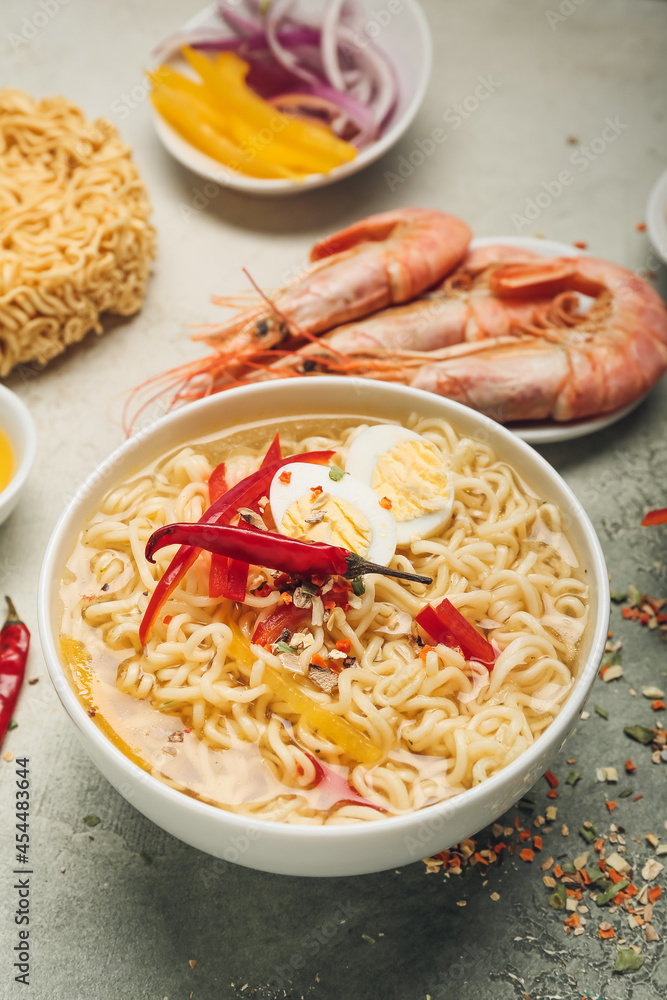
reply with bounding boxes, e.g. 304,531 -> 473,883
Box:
336,639 -> 352,654
636,222 -> 647,232
598,925 -> 615,939
573,240 -> 588,249
652,700 -> 666,711
533,836 -> 543,851
474,852 -> 489,865
379,497 -> 393,510
581,868 -> 593,885
594,838 -> 605,853
633,795 -> 644,802
546,790 -> 559,799
296,763 -> 304,775
599,664 -> 609,679
310,653 -> 327,669
279,471 -> 292,485
419,644 -> 435,661
598,859 -> 607,872
609,867 -> 624,884
640,612 -> 650,625
514,816 -> 521,829
519,829 -> 531,842
605,800 -> 617,813
163,615 -> 173,625
545,770 -> 559,788
625,759 -> 637,773
311,574 -> 327,587
564,913 -> 580,928
622,607 -> 632,619
493,842 -> 506,854
520,848 -> 534,862
310,485 -> 324,500
281,592 -> 293,604
648,886 -> 662,904
626,883 -> 638,897
553,864 -> 564,878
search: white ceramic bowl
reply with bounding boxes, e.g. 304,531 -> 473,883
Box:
151,0 -> 432,196
38,378 -> 608,876
0,385 -> 37,526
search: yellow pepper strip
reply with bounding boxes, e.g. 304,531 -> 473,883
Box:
183,48 -> 356,170
228,629 -> 381,767
150,87 -> 296,180
151,70 -> 320,177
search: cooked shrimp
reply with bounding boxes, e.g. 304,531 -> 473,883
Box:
197,208 -> 472,360
252,248 -> 667,423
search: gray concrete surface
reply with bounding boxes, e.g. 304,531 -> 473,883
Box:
1,0 -> 667,997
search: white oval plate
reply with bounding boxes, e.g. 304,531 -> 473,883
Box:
647,167 -> 667,264
150,0 -> 432,197
470,236 -> 652,444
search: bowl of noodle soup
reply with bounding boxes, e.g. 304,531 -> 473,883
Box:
38,378 -> 608,876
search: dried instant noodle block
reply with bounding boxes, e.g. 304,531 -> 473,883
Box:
0,88 -> 156,375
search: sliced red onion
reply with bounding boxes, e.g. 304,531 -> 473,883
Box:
265,0 -> 321,85
320,0 -> 346,91
337,24 -> 396,128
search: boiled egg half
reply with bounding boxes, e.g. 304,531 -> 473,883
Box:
345,425 -> 454,545
269,463 -> 397,566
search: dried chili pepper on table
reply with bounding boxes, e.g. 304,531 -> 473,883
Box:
0,597 -> 30,745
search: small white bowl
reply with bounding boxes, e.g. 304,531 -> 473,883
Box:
38,378 -> 608,877
151,0 -> 432,196
0,385 -> 37,526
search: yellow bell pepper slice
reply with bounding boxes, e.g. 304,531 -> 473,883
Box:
228,629 -> 382,767
150,86 -> 296,180
183,48 -> 356,170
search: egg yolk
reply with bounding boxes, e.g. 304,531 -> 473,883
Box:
281,491 -> 372,556
371,440 -> 450,521
0,429 -> 13,493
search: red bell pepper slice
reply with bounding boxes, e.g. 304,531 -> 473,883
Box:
415,598 -> 496,668
209,435 -> 282,602
251,601 -> 311,646
642,507 -> 667,527
140,445 -> 334,644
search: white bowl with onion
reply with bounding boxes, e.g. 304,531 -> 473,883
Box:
150,0 -> 432,195
38,378 -> 608,877
0,385 -> 37,527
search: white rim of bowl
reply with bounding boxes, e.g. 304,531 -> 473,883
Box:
151,0 -> 433,194
38,378 -> 609,845
0,384 -> 37,515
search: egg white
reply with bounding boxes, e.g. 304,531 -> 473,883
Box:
344,424 -> 454,545
269,462 -> 397,566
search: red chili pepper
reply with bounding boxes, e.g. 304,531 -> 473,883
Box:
146,522 -> 433,588
0,598 -> 30,745
642,507 -> 667,526
415,598 -> 496,667
139,448 -> 334,644
251,602 -> 310,645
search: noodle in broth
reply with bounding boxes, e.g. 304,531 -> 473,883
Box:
58,414 -> 588,824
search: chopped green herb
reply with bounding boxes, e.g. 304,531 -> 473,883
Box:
300,580 -> 319,596
82,815 -> 101,828
583,866 -> 608,884
579,824 -> 598,843
351,577 -> 365,596
8,718 -> 18,731
618,788 -> 633,798
613,948 -> 644,974
601,650 -> 621,669
610,589 -> 628,603
274,640 -> 298,655
549,883 -> 567,909
517,796 -> 536,811
594,705 -> 609,720
624,724 -> 655,745
566,770 -> 582,786
159,701 -> 175,708
627,584 -> 642,608
596,878 -> 629,906
328,465 -> 345,482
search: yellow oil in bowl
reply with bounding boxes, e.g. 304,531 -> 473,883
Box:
0,429 -> 13,492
